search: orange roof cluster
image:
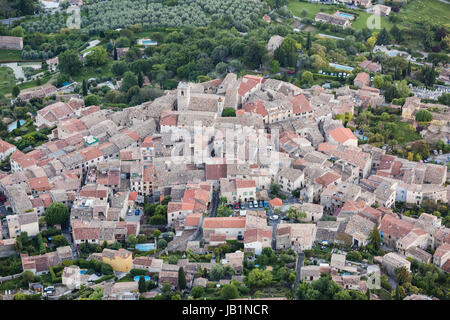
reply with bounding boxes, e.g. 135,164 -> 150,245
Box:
329,127 -> 357,144
203,216 -> 246,229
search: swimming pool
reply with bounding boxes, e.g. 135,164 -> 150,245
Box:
80,270 -> 87,275
135,243 -> 155,251
389,50 -> 399,56
336,12 -> 354,20
142,40 -> 157,45
329,63 -> 354,72
7,119 -> 26,132
134,275 -> 150,282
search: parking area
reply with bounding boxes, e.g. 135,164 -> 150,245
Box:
124,207 -> 142,223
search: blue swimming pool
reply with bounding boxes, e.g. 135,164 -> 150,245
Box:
134,275 -> 150,282
336,12 -> 354,20
80,270 -> 87,275
329,63 -> 354,72
135,243 -> 155,251
142,40 -> 157,45
7,119 -> 26,132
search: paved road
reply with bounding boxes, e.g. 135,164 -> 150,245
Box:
209,188 -> 220,217
293,252 -> 304,298
428,153 -> 450,165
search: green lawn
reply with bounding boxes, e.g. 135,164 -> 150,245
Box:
0,66 -> 16,96
399,0 -> 450,26
72,60 -> 114,82
390,120 -> 421,144
287,1 -> 392,31
0,49 -> 22,62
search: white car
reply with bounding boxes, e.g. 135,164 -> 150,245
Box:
270,215 -> 279,221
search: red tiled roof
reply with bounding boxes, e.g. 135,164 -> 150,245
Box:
269,198 -> 282,207
203,217 -> 246,229
380,214 -> 414,240
236,179 -> 256,189
205,164 -> 227,180
185,213 -> 202,227
290,94 -> 312,114
29,176 -> 51,191
329,127 -> 357,143
238,75 -> 262,96
0,139 -> 16,153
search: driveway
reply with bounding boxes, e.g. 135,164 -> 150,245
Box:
0,63 -> 24,80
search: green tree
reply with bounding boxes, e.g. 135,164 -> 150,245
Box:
12,86 -> 20,98
376,28 -> 391,45
178,267 -> 186,290
58,50 -> 82,76
301,71 -> 313,85
191,286 -> 204,298
111,61 -> 128,77
368,225 -> 382,253
44,202 -> 69,227
85,47 -> 109,67
217,205 -> 233,217
157,238 -> 167,249
373,75 -> 384,89
245,269 -> 272,289
415,110 -> 432,122
270,60 -> 280,74
82,79 -> 88,96
138,275 -> 146,293
221,108 -> 236,117
84,94 -> 99,106
221,284 -> 239,299
138,72 -> 144,88
120,71 -> 137,92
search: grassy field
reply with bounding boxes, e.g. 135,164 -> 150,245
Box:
399,0 -> 450,26
0,49 -> 22,62
287,1 -> 392,31
0,66 -> 16,96
72,60 -> 114,82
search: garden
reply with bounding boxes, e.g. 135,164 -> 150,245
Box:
80,0 -> 265,34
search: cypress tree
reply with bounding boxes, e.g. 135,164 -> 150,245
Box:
82,79 -> 88,96
138,275 -> 146,293
178,267 -> 186,290
113,46 -> 118,61
306,32 -> 312,52
138,72 -> 144,88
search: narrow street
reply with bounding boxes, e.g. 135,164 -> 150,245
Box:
209,187 -> 220,217
293,252 -> 305,298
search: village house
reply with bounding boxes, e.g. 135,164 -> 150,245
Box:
0,139 -> 17,161
327,127 -> 358,147
202,216 -> 246,242
315,12 -> 351,28
433,243 -> 450,268
276,167 -> 304,194
102,248 -> 133,273
132,257 -> 163,273
354,72 -> 370,89
62,265 -> 89,289
381,252 -> 411,277
275,223 -> 317,251
6,212 -> 39,238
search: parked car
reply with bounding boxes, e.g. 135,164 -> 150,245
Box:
263,201 -> 269,208
253,200 -> 258,207
135,209 -> 140,216
269,215 -> 279,221
248,202 -> 253,209
258,201 -> 264,208
240,203 -> 246,209
234,203 -> 240,209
